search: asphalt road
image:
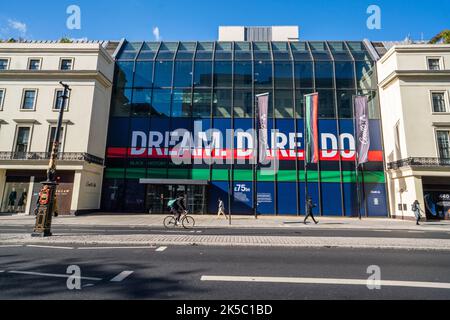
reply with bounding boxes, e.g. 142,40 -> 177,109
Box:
1,224 -> 450,239
1,244 -> 450,300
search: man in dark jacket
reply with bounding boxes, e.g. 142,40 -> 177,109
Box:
304,196 -> 319,225
174,194 -> 187,222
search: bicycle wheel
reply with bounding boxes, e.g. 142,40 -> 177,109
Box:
164,216 -> 177,229
182,216 -> 195,229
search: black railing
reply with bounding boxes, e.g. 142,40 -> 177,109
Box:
0,152 -> 104,165
388,157 -> 450,170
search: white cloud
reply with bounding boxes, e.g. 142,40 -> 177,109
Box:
153,27 -> 161,41
8,19 -> 27,35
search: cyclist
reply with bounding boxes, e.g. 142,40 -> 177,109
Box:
168,194 -> 187,224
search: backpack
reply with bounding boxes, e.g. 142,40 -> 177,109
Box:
168,199 -> 177,208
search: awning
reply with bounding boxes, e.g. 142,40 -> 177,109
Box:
139,179 -> 209,186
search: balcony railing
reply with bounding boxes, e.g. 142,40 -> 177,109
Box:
388,157 -> 450,170
0,152 -> 104,166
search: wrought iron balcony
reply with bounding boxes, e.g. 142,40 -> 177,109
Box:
0,152 -> 104,166
388,157 -> 450,170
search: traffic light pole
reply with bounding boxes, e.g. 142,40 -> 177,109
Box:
32,82 -> 71,237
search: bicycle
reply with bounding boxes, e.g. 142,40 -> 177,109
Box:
164,210 -> 196,229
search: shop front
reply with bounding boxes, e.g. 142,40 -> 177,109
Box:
423,177 -> 450,220
0,170 -> 75,215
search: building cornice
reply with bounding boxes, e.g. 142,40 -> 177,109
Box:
379,44 -> 450,64
0,46 -> 114,64
379,70 -> 450,89
0,70 -> 112,88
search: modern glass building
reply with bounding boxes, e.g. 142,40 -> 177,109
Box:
101,40 -> 388,217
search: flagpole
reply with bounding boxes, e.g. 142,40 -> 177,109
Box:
303,96 -> 309,216
352,95 -> 362,220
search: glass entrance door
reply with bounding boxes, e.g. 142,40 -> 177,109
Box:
145,184 -> 207,214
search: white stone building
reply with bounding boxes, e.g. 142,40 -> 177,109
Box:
378,44 -> 450,220
0,42 -> 116,215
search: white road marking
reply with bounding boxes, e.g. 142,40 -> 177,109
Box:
0,270 -> 5,273
201,276 -> 450,290
156,246 -> 167,252
0,245 -> 24,248
8,271 -> 102,281
373,230 -> 393,232
26,245 -> 74,250
110,271 -> 134,282
77,246 -> 156,250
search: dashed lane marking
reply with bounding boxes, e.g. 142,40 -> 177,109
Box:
110,271 -> 134,282
201,275 -> 450,290
26,245 -> 74,250
156,246 -> 167,252
8,271 -> 102,281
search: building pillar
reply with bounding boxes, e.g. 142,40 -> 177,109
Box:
70,170 -> 82,215
24,176 -> 35,216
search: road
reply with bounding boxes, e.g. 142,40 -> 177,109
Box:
1,244 -> 450,300
1,224 -> 450,239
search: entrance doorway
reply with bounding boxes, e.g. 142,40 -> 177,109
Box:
144,183 -> 208,215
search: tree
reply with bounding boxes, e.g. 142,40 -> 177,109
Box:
429,30 -> 450,44
59,37 -> 73,43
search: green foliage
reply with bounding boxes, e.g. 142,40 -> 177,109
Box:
7,38 -> 17,43
59,37 -> 73,43
429,30 -> 450,44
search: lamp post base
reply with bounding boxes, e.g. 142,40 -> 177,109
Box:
31,181 -> 57,238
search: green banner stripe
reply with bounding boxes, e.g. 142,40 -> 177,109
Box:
105,168 -> 386,183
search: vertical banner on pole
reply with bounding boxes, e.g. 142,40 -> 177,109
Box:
256,93 -> 269,164
354,95 -> 371,165
305,93 -> 319,164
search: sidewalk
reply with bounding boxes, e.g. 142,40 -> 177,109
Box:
0,213 -> 449,231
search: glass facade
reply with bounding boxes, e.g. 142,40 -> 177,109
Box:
102,41 -> 387,216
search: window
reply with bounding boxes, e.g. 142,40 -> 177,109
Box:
47,127 -> 64,153
432,92 -> 447,113
115,61 -> 134,88
53,89 -> 70,110
151,89 -> 171,117
192,89 -> 212,118
428,58 -> 441,71
193,61 -> 213,87
28,59 -> 41,70
134,62 -> 153,88
60,58 -> 74,70
173,61 -> 193,88
131,88 -> 152,117
294,62 -> 314,89
274,62 -> 293,89
334,61 -> 355,89
15,127 -> 31,153
213,89 -> 232,118
172,89 -> 192,117
315,61 -> 334,88
234,61 -> 252,88
234,89 -> 252,118
21,90 -> 37,110
214,61 -> 232,87
274,90 -> 294,118
0,59 -> 9,70
254,60 -> 273,88
154,61 -> 173,88
0,89 -> 4,110
437,131 -> 450,159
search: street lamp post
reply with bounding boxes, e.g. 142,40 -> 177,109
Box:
32,82 -> 71,237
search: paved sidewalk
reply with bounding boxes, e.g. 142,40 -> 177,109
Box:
1,233 -> 450,251
0,214 -> 449,231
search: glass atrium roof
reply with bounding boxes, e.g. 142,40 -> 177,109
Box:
116,41 -> 374,61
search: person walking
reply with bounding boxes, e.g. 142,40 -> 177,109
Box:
304,196 -> 319,225
217,198 -> 226,218
412,200 -> 424,225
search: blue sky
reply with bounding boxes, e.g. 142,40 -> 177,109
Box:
0,0 -> 448,42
